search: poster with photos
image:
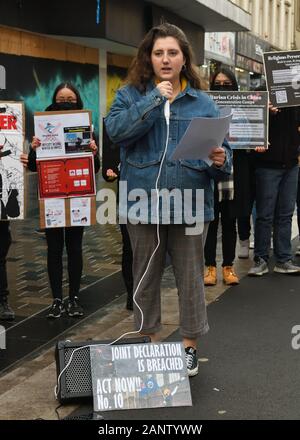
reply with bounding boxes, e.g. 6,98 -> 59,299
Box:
34,110 -> 92,158
39,196 -> 96,229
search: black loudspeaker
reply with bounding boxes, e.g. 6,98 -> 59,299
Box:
55,337 -> 151,403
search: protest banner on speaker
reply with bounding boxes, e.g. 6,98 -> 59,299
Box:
90,342 -> 192,412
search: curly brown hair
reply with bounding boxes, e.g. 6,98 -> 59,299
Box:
126,23 -> 202,92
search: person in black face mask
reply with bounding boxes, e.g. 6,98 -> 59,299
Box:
210,68 -> 238,92
22,82 -> 100,319
204,68 -> 240,287
204,68 -> 267,286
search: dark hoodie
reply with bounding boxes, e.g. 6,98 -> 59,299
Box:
256,107 -> 300,169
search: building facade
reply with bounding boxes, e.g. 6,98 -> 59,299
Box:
0,0 -> 251,144
231,0 -> 295,50
294,0 -> 300,48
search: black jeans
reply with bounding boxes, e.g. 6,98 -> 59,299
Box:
0,221 -> 11,301
45,227 -> 84,300
120,224 -> 133,302
205,193 -> 237,267
297,169 -> 300,237
238,216 -> 252,242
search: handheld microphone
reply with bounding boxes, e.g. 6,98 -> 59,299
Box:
164,100 -> 170,125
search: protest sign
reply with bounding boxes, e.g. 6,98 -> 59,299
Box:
33,110 -> 96,227
34,110 -> 92,158
263,50 -> 300,107
90,342 -> 192,412
206,91 -> 269,149
0,101 -> 25,220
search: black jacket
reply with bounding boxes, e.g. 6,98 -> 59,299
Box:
256,107 -> 300,169
101,122 -> 120,182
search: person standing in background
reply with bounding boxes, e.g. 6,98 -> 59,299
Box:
21,82 -> 100,318
102,124 -> 133,311
248,104 -> 300,276
204,68 -> 240,287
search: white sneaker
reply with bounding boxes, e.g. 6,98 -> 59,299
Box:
238,239 -> 250,259
248,258 -> 269,276
274,260 -> 300,274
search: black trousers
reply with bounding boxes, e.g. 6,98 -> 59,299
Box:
235,151 -> 257,241
237,194 -> 256,241
0,221 -> 11,301
205,191 -> 237,267
120,224 -> 133,301
297,169 -> 300,236
45,227 -> 84,300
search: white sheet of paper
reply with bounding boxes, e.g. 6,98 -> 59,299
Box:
171,110 -> 232,161
70,197 -> 91,226
44,198 -> 66,228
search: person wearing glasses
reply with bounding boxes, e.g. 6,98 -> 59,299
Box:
21,83 -> 100,318
204,68 -> 267,287
203,68 -> 240,287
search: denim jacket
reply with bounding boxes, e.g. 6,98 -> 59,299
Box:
105,81 -> 232,224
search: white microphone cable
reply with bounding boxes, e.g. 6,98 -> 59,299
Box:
55,98 -> 171,400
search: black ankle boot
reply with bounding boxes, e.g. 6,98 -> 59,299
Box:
0,298 -> 15,321
126,295 -> 133,311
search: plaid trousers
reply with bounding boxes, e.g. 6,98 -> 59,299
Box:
126,223 -> 209,339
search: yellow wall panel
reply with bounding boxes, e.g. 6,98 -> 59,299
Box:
21,32 -> 45,57
107,53 -> 133,68
66,43 -> 86,63
0,27 -> 21,55
85,47 -> 99,65
0,26 -> 98,65
43,37 -> 66,61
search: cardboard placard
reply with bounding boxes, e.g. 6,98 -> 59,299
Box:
39,196 -> 96,228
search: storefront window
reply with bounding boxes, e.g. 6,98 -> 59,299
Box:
199,64 -> 210,91
235,68 -> 249,91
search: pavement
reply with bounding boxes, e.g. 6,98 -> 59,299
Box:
0,169 -> 299,420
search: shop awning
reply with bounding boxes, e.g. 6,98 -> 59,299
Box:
149,0 -> 251,31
